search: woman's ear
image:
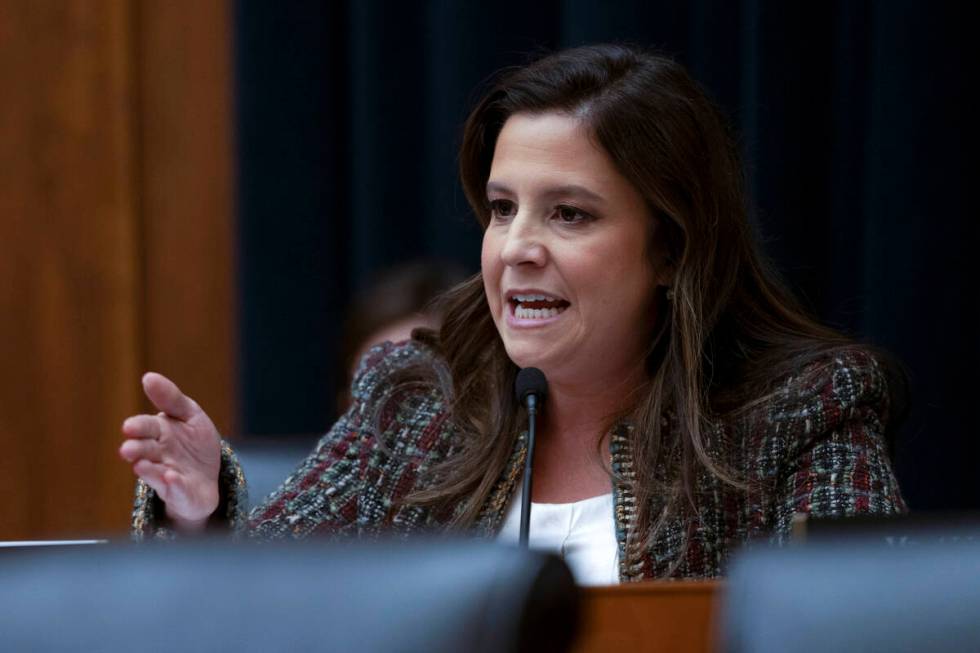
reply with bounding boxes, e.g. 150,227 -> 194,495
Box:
649,210 -> 679,290
655,256 -> 677,293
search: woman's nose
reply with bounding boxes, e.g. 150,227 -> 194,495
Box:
499,214 -> 547,267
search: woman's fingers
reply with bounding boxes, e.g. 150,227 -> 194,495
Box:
118,438 -> 163,463
132,459 -> 171,500
141,372 -> 198,422
121,414 -> 161,440
132,461 -> 215,523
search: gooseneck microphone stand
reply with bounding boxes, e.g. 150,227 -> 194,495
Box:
515,367 -> 548,548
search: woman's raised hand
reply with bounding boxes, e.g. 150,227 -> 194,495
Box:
118,372 -> 221,531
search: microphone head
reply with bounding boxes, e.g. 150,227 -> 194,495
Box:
515,367 -> 548,406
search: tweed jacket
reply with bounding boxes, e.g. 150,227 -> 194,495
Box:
131,340 -> 905,581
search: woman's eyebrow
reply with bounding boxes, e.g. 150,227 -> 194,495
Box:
485,181 -> 512,196
542,184 -> 605,204
485,181 -> 605,204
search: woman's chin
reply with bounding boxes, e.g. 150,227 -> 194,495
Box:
503,345 -> 552,373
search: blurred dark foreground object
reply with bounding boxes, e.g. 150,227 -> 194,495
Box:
721,526 -> 980,653
0,539 -> 579,653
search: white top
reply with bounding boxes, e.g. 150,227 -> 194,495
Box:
497,482 -> 620,586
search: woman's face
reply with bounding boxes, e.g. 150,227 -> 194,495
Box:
481,112 -> 663,388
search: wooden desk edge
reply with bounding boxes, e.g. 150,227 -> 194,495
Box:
582,579 -> 723,598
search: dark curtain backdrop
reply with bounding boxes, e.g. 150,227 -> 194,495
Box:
233,1 -> 977,510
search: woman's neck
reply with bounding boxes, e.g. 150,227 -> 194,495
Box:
524,364 -> 648,502
540,365 -> 646,444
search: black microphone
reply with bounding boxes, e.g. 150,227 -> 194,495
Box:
514,367 -> 548,547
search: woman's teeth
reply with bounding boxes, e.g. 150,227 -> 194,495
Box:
515,305 -> 565,319
510,294 -> 569,320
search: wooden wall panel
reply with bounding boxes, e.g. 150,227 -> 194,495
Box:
139,1 -> 236,436
0,0 -> 140,539
0,1 -> 234,539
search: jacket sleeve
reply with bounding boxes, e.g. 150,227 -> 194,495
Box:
244,406 -> 369,538
246,339 -> 447,538
763,349 -> 906,541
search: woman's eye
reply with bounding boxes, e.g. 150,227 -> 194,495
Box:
555,205 -> 591,224
489,199 -> 516,219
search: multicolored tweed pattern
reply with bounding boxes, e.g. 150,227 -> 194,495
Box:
131,341 -> 905,580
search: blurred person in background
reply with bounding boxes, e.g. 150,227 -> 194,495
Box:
120,44 -> 905,584
231,260 -> 466,505
335,260 -> 466,414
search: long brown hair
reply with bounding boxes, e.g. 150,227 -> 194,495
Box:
394,44 -> 880,552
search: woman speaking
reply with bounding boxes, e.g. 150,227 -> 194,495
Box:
119,44 -> 904,584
